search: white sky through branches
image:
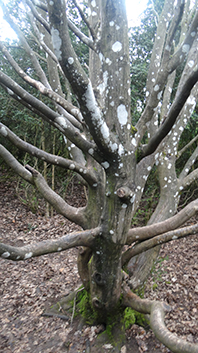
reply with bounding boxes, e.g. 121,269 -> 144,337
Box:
0,0 -> 148,40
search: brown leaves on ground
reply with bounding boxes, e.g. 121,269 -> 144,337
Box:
0,170 -> 198,352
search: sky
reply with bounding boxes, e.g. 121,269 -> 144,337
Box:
0,0 -> 148,40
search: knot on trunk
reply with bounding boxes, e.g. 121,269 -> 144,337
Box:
116,186 -> 134,201
92,271 -> 105,286
92,297 -> 103,309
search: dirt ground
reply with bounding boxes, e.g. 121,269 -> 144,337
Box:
0,169 -> 198,353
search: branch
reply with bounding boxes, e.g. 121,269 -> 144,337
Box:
25,165 -> 86,227
150,302 -> 198,353
126,198 -> 198,244
0,123 -> 97,186
0,227 -> 101,261
177,135 -> 198,159
179,145 -> 198,180
0,0 -> 50,88
71,0 -> 96,40
168,10 -> 198,73
0,72 -> 99,159
67,19 -> 95,50
0,145 -> 34,184
0,146 -> 87,227
122,223 -> 198,266
141,65 -> 198,158
32,0 -> 47,12
25,0 -> 51,34
122,285 -> 198,353
179,168 -> 198,191
0,41 -> 83,129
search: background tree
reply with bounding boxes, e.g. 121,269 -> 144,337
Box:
0,0 -> 198,351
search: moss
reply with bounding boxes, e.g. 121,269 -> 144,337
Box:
73,287 -> 147,337
123,307 -> 136,329
75,289 -> 99,325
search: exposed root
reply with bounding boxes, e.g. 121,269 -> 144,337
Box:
122,284 -> 198,353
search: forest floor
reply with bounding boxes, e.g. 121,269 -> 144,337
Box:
0,167 -> 198,353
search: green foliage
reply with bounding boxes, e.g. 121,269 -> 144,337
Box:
129,0 -> 165,124
123,307 -> 136,329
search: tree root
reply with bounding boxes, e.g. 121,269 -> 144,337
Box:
122,284 -> 198,353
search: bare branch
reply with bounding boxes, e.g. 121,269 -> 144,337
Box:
122,284 -> 170,315
32,0 -> 47,12
25,0 -> 51,33
0,0 -> 50,88
123,285 -> 198,353
71,0 -> 96,40
0,41 -> 83,129
127,198 -> 198,244
179,145 -> 198,180
0,72 -> 99,159
122,223 -> 198,266
67,19 -> 95,50
177,134 -> 198,159
168,10 -> 198,73
150,302 -> 198,353
0,227 -> 101,261
141,66 -> 198,158
25,165 -> 87,227
179,168 -> 198,191
0,123 -> 98,186
0,145 -> 34,184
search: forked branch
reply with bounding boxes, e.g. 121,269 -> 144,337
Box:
0,123 -> 97,186
123,285 -> 198,353
0,228 -> 100,261
122,223 -> 198,266
141,66 -> 198,158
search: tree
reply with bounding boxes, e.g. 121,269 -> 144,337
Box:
0,0 -> 198,351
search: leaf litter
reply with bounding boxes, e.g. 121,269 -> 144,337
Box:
0,170 -> 197,352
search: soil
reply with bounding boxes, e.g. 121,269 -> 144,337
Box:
0,168 -> 198,353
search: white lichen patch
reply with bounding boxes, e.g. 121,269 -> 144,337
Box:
68,57 -> 74,65
122,203 -> 127,209
51,27 -> 62,60
109,21 -> 114,26
24,252 -> 33,259
118,144 -> 124,156
112,41 -> 122,52
88,148 -> 94,155
91,0 -> 96,7
131,138 -> 137,147
109,141 -> 118,152
182,44 -> 190,53
100,122 -> 110,140
117,104 -> 128,126
188,60 -> 194,68
154,84 -> 160,91
83,81 -> 102,123
0,126 -> 7,136
2,251 -> 10,258
56,116 -> 67,129
101,161 -> 110,169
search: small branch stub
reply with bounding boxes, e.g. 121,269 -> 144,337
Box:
117,186 -> 134,200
